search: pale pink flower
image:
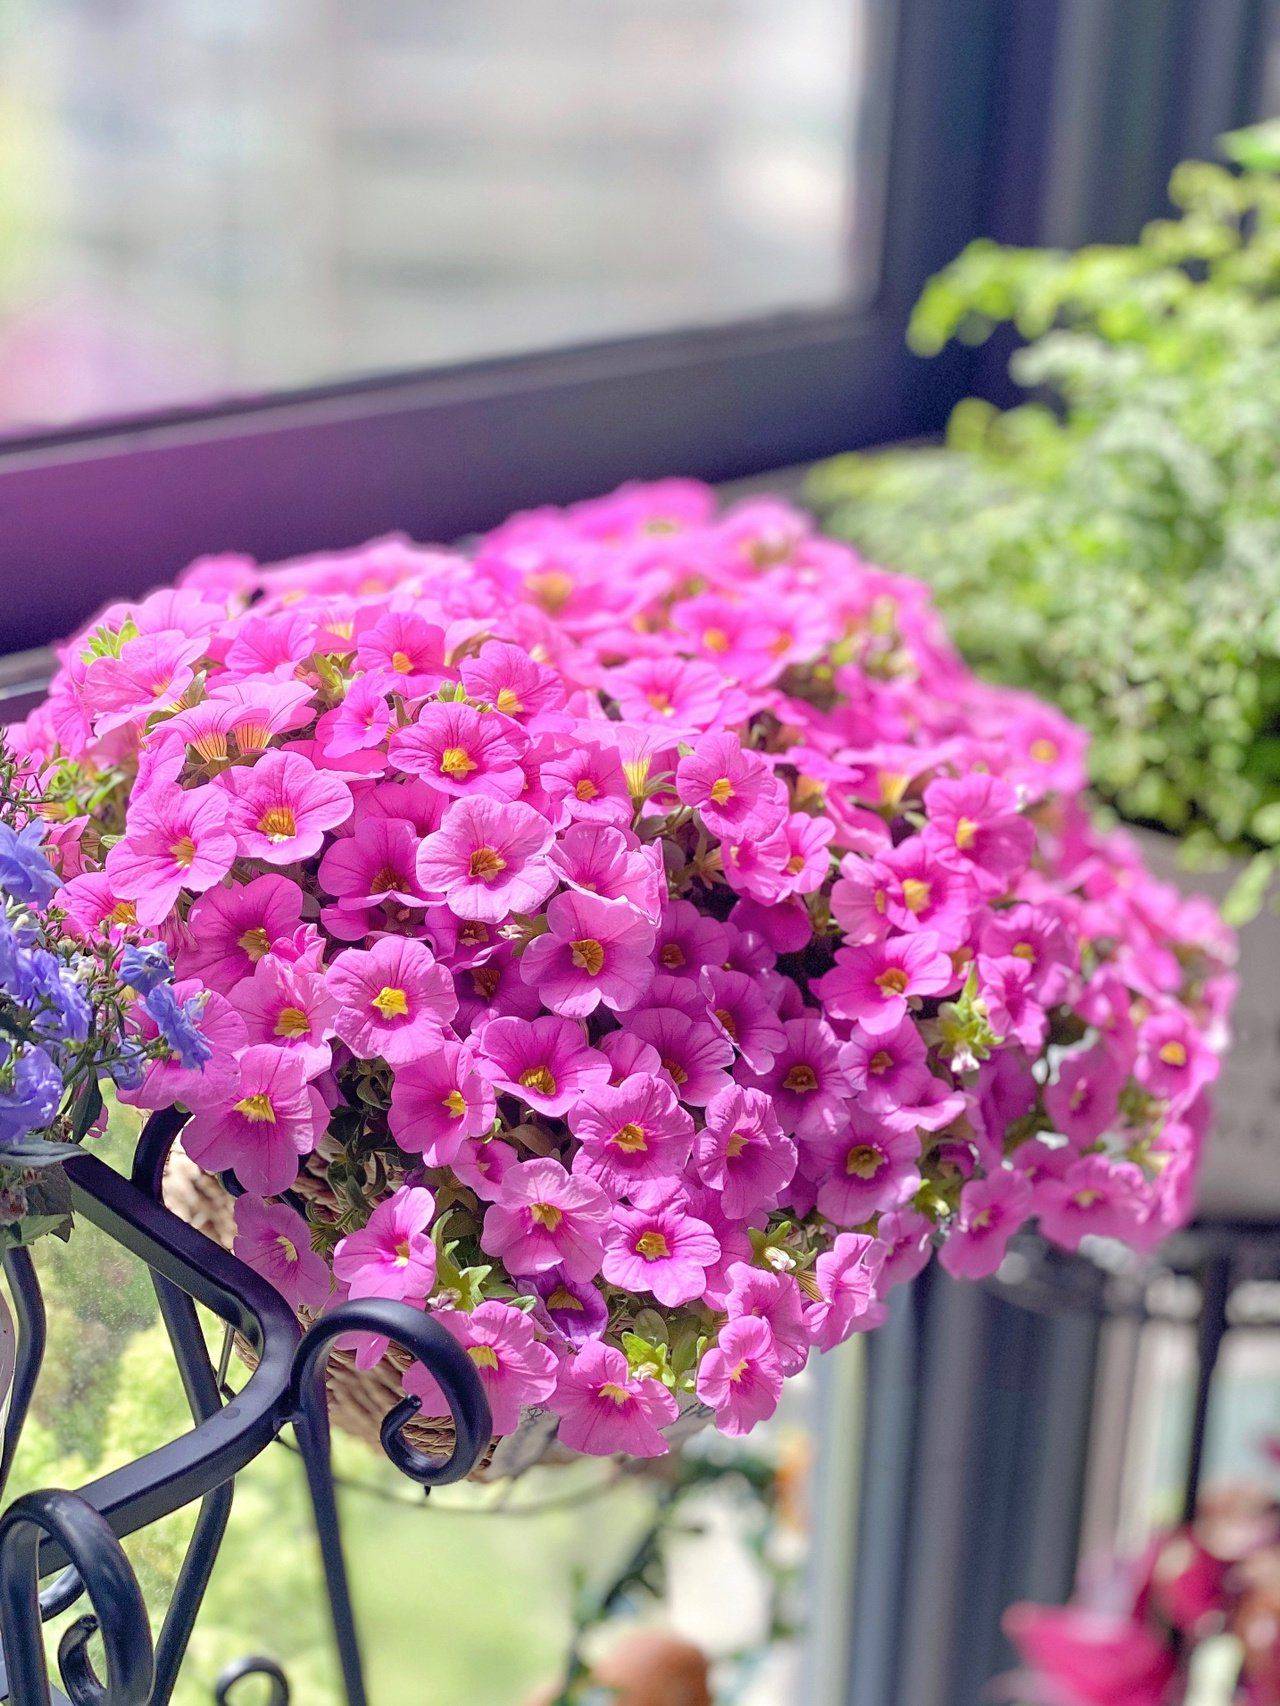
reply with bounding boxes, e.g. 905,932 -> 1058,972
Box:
816,932 -> 953,1035
519,890 -> 656,1017
675,733 -> 786,839
183,1044 -> 326,1197
219,750 -> 353,864
939,1170 -> 1033,1280
415,796 -> 555,923
233,958 -> 336,1080
355,610 -> 449,694
806,1233 -> 887,1351
543,740 -> 632,828
480,1156 -> 610,1282
547,823 -> 663,919
389,701 -> 526,799
624,1007 -> 734,1107
696,1316 -> 783,1436
327,935 -> 457,1064
332,1185 -> 437,1304
552,1340 -> 679,1457
568,1074 -> 694,1192
723,1265 -> 810,1374
105,785 -> 238,924
923,773 -> 1035,896
233,1195 -> 330,1312
694,1085 -> 796,1220
388,1040 -> 496,1165
476,1015 -> 611,1117
177,874 -> 305,994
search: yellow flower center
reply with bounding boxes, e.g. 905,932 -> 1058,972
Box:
530,1200 -> 563,1230
1073,1189 -> 1101,1209
599,1381 -> 631,1405
709,776 -> 734,805
443,1089 -> 467,1119
727,1358 -> 750,1384
275,1006 -> 310,1039
714,1007 -> 738,1039
371,986 -> 409,1019
725,1130 -> 749,1158
614,1122 -> 648,1153
868,1050 -> 893,1076
235,1093 -> 276,1125
239,925 -> 272,960
469,1344 -> 500,1370
662,1057 -> 688,1086
520,1065 -> 557,1097
646,691 -> 673,715
574,778 -> 598,801
845,1144 -> 884,1179
636,1231 -> 669,1260
876,967 -> 909,996
701,627 -> 730,654
954,817 -> 979,851
468,846 -> 506,882
783,1063 -> 818,1094
570,938 -> 605,976
440,746 -> 478,779
257,805 -> 297,842
1030,738 -> 1058,763
785,854 -> 805,875
495,687 -> 522,715
1013,941 -> 1036,962
276,1234 -> 299,1263
547,1286 -> 583,1312
391,649 -> 414,674
170,834 -> 198,869
110,900 -> 138,925
527,569 -> 574,613
901,878 -> 931,914
1158,1040 -> 1188,1068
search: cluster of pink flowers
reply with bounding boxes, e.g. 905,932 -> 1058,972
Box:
16,479 -> 1233,1458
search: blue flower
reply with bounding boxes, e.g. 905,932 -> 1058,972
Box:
0,822 -> 60,909
108,1040 -> 146,1092
0,1047 -> 63,1146
143,985 -> 212,1072
120,942 -> 173,996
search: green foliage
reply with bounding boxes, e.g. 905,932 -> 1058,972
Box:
809,124 -> 1280,879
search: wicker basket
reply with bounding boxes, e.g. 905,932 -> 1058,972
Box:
163,1146 -> 710,1481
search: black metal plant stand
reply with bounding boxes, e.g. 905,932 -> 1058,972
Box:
0,1107 -> 492,1705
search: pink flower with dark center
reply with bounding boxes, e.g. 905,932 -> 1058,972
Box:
233,957 -> 336,1080
403,1302 -> 558,1436
355,610 -> 449,694
416,796 -> 555,923
806,1232 -> 887,1352
810,1114 -> 921,1226
543,740 -> 632,828
650,899 -> 731,978
1033,1155 -> 1149,1252
519,890 -> 656,1017
923,773 -> 1036,896
816,932 -> 953,1035
233,1195 -> 330,1312
219,750 -> 353,864
548,823 -> 663,919
389,701 -> 527,799
939,1169 -> 1033,1280
318,815 -> 427,914
700,967 -> 787,1072
477,1014 -> 611,1116
480,1156 -> 610,1282
675,733 -> 786,839
839,1018 -> 929,1113
333,1185 -> 437,1304
695,1316 -> 783,1436
745,1012 -> 850,1141
624,1006 -> 735,1107
602,1201 -> 719,1306
177,874 -> 305,994
568,1074 -> 694,1192
1045,1047 -> 1126,1145
723,1264 -> 810,1374
314,676 -> 393,760
388,1040 -> 496,1165
552,1339 -> 679,1457
105,785 -> 238,925
453,943 -> 544,1032
694,1084 -> 796,1220
327,935 -> 457,1064
460,640 -> 566,723
183,1044 -> 325,1197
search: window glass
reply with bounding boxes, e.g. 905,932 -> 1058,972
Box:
0,0 -> 878,434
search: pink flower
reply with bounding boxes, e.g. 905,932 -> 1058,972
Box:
745,1013 -> 850,1141
390,701 -> 526,800
675,733 -> 786,839
356,610 -> 449,693
232,958 -> 336,1080
388,1040 -> 496,1165
547,823 -> 662,918
121,982 -> 246,1111
415,796 -> 555,923
724,1264 -> 810,1374
806,1233 -> 887,1352
817,932 -> 953,1035
543,739 -> 632,828
700,968 -> 787,1072
650,900 -> 731,977
695,1316 -> 783,1436
602,1201 -> 720,1306
1135,1008 -> 1219,1106
1003,1603 -> 1176,1706
83,630 -> 206,733
105,785 -> 238,924
177,874 -> 305,994
1045,1047 -> 1126,1145
624,1007 -> 734,1107
219,750 -> 353,864
694,1085 -> 796,1219
519,890 -> 655,1017
552,1339 -> 679,1457
460,639 -> 565,723
978,954 -> 1048,1051
939,1169 -> 1032,1280
476,1015 -> 611,1117
314,675 -> 393,760
1033,1155 -> 1149,1252
877,1208 -> 935,1290
327,935 -> 457,1065
318,815 -> 428,919
333,1185 -> 437,1304
480,1156 -> 610,1281
875,836 -> 974,946
183,1044 -> 326,1196
568,1074 -> 695,1192
233,1195 -> 330,1312
403,1302 -> 558,1437
923,772 -> 1035,896
810,1114 -> 921,1226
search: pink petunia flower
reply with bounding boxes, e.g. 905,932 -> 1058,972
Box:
675,733 -> 786,839
816,931 -> 953,1035
810,1114 -> 922,1226
806,1232 -> 888,1352
327,935 -> 457,1065
700,967 -> 787,1073
385,1042 -> 492,1166
602,1201 -> 720,1306
745,1012 -> 851,1141
460,639 -> 566,723
355,609 -> 449,694
233,1195 -> 330,1312
390,701 -> 527,799
332,1184 -> 437,1304
694,1084 -> 796,1220
177,873 -> 306,994
1135,1008 -> 1219,1106
317,814 -> 428,932
547,823 -> 663,919
528,1267 -> 609,1347
219,750 -> 353,864
552,1339 -> 679,1457
1045,1046 -> 1126,1146
724,1264 -> 810,1374
874,836 -> 974,946
977,954 -> 1049,1051
476,1015 -> 612,1117
624,1006 -> 734,1107
568,1074 -> 695,1193
232,957 -> 337,1081
481,1156 -> 611,1282
415,796 -> 555,923
314,675 -> 394,762
183,1044 -> 326,1196
877,1208 -> 935,1291
542,739 -> 632,828
519,889 -> 656,1017
105,785 -> 238,924
923,773 -> 1036,896
939,1169 -> 1033,1280
1032,1155 -> 1149,1252
403,1302 -> 558,1437
650,899 -> 731,978
83,629 -> 207,734
120,981 -> 246,1112
695,1316 -> 783,1436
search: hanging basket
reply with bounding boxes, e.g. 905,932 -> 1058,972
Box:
163,1146 -> 711,1481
